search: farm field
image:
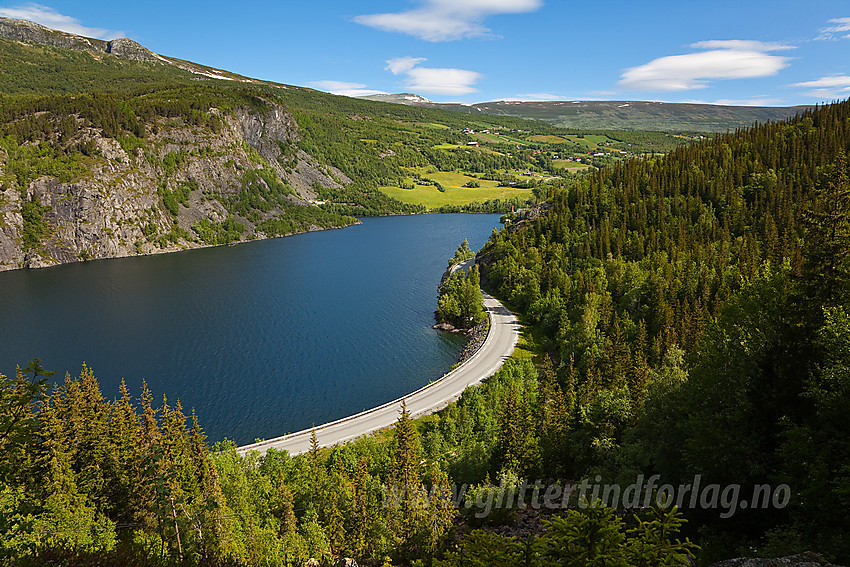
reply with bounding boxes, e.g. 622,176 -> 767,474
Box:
380,184 -> 533,208
552,160 -> 593,170
380,169 -> 533,208
527,134 -> 570,143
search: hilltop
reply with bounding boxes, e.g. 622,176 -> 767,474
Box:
358,94 -> 814,133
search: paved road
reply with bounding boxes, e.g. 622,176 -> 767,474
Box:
236,285 -> 519,457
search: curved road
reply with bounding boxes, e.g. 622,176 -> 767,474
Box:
237,282 -> 520,457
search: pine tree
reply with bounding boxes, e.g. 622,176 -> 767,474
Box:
62,364 -> 112,512
422,462 -> 456,554
801,150 -> 850,308
108,379 -> 138,520
134,381 -> 163,534
0,364 -> 45,483
349,456 -> 380,561
388,399 -> 423,560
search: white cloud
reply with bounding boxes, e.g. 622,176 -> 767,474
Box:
690,40 -> 795,51
504,93 -> 570,101
792,74 -> 850,99
385,57 -> 426,75
709,97 -> 786,106
308,80 -> 388,97
619,40 -> 793,91
354,0 -> 543,42
793,75 -> 850,88
0,3 -> 124,39
405,67 -> 483,95
384,57 -> 482,95
816,17 -> 850,40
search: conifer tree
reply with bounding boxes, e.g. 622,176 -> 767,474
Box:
388,399 -> 423,559
801,150 -> 850,308
349,456 -> 381,561
108,379 -> 138,520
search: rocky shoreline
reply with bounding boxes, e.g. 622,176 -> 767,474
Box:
433,316 -> 490,367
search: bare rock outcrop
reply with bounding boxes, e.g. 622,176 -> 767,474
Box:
105,38 -> 158,62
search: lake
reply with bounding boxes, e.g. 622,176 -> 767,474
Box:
0,214 -> 502,444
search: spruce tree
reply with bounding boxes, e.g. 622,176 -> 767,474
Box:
388,399 -> 423,559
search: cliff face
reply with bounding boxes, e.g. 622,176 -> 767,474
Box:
0,101 -> 354,271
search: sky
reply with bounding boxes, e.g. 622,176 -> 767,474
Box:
0,0 -> 848,106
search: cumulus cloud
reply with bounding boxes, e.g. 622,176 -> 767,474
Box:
619,40 -> 793,91
385,57 -> 482,95
354,0 -> 543,42
0,3 -> 124,39
815,17 -> 850,41
308,80 -> 387,98
792,74 -> 850,99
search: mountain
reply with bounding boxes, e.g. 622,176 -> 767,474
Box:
0,16 -> 260,80
0,18 -> 370,270
358,92 -> 434,105
0,18 -> 538,271
363,94 -> 814,133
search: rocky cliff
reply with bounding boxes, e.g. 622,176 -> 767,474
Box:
0,99 -> 356,271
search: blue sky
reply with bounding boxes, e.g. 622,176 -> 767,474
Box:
1,0 -> 848,106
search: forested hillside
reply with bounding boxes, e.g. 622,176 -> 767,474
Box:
477,98 -> 850,561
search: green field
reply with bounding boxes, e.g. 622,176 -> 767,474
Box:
527,134 -> 570,143
381,170 -> 532,208
553,159 -> 592,169
491,133 -> 531,145
473,132 -> 506,144
381,184 -> 533,208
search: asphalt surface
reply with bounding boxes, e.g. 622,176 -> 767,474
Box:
236,283 -> 520,457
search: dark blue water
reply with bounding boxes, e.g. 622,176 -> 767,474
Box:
0,214 -> 501,444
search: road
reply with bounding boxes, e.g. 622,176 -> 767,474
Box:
236,279 -> 519,457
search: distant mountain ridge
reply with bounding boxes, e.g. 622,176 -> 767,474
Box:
359,93 -> 815,133
359,92 -> 434,104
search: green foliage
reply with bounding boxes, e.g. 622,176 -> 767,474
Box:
191,216 -> 244,245
116,133 -> 145,154
220,168 -> 293,222
157,180 -> 194,217
449,238 -> 474,267
437,265 -> 486,328
474,99 -> 850,561
20,197 -> 51,250
0,137 -> 88,191
437,506 -> 697,567
434,196 -> 533,214
0,365 -> 232,563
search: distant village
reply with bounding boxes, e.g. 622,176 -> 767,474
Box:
458,126 -> 636,161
